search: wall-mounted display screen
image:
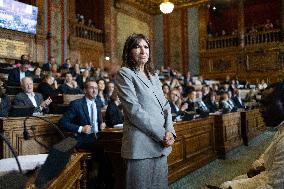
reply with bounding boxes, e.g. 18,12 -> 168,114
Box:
0,0 -> 38,35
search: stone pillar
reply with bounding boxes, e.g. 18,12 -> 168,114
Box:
237,0 -> 245,48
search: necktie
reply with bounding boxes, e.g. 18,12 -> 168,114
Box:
90,102 -> 98,134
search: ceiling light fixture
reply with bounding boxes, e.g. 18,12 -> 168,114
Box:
160,0 -> 174,14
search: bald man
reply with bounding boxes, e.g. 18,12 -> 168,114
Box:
14,77 -> 52,114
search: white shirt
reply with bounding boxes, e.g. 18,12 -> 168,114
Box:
78,98 -> 99,133
26,92 -> 38,107
20,71 -> 26,81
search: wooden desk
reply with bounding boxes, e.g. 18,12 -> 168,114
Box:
26,153 -> 87,189
213,112 -> 243,159
0,115 -> 62,158
99,117 -> 216,188
168,117 -> 216,183
241,108 -> 266,146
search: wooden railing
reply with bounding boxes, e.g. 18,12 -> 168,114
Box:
207,35 -> 239,49
244,29 -> 281,45
72,22 -> 104,43
207,29 -> 281,49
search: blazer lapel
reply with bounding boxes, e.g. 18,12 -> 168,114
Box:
24,93 -> 35,106
82,98 -> 91,124
134,71 -> 150,88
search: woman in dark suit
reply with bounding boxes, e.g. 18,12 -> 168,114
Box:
0,87 -> 10,117
105,90 -> 123,128
116,34 -> 176,189
37,75 -> 58,100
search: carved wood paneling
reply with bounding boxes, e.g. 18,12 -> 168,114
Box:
241,108 -> 266,145
214,112 -> 243,159
0,115 -> 62,158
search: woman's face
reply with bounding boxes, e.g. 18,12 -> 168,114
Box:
98,80 -> 105,91
162,85 -> 170,94
130,39 -> 149,65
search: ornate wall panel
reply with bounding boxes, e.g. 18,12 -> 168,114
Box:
188,7 -> 200,75
116,12 -> 150,64
153,15 -> 164,68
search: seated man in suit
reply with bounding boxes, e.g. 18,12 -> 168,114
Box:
42,56 -> 56,72
59,79 -> 103,148
7,60 -> 33,86
232,89 -> 245,109
13,77 -> 52,114
59,80 -> 112,188
206,82 -> 284,189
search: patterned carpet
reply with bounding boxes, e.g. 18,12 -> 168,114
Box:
169,129 -> 276,189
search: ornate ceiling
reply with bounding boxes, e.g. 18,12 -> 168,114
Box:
124,0 -> 210,14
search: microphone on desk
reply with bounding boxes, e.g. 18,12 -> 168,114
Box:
0,133 -> 28,189
35,137 -> 77,189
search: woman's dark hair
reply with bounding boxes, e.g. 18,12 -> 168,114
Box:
122,33 -> 155,76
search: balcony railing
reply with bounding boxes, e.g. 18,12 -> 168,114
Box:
72,22 -> 104,43
244,29 -> 281,45
207,29 -> 281,49
207,35 -> 239,49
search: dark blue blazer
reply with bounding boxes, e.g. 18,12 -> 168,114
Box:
7,68 -> 33,86
58,97 -> 102,146
232,96 -> 245,109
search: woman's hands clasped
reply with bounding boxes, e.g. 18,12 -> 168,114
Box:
162,132 -> 175,147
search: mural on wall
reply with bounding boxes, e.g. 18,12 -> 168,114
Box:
116,12 -> 150,64
153,15 -> 164,69
169,11 -> 182,71
188,7 -> 199,75
50,0 -> 64,64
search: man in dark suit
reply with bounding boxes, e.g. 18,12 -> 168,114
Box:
13,77 -> 52,114
232,89 -> 245,109
59,80 -> 103,148
42,56 -> 56,72
59,80 -> 112,188
7,60 -> 33,86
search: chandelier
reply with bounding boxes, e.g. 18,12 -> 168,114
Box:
159,0 -> 174,14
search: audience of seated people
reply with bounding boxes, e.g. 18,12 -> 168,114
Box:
0,54 -> 268,123
169,89 -> 188,121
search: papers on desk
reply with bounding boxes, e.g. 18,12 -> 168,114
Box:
0,154 -> 48,176
113,124 -> 123,128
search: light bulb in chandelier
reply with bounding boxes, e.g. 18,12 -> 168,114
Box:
160,0 -> 174,14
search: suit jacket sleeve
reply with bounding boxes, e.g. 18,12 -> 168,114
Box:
7,69 -> 20,86
116,69 -> 166,143
58,101 -> 81,133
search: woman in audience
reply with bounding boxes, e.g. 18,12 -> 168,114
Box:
96,78 -> 108,109
0,87 -> 10,117
33,67 -> 42,83
105,90 -> 123,128
105,81 -> 115,101
58,72 -> 83,94
162,83 -> 170,99
37,75 -> 58,100
169,89 -> 188,121
76,70 -> 90,90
